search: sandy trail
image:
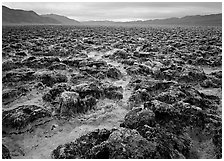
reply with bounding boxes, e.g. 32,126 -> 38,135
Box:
3,49 -> 132,159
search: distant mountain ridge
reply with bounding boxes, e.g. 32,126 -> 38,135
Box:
2,5 -> 222,26
41,14 -> 80,25
141,14 -> 222,26
2,6 -> 80,25
2,6 -> 60,24
82,14 -> 222,26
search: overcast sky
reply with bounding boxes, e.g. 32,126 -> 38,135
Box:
2,2 -> 222,21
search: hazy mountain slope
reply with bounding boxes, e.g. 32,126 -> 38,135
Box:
2,5 -> 221,26
82,14 -> 222,26
2,6 -> 60,25
142,14 -> 222,26
41,14 -> 80,25
177,14 -> 222,26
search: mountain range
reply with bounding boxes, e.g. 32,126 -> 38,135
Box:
2,6 -> 80,25
2,5 -> 222,26
41,14 -> 80,25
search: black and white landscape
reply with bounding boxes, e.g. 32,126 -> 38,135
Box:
2,2 -> 222,159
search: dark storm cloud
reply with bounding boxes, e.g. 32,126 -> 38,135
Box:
2,2 -> 222,21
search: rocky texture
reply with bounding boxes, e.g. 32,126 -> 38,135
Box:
109,49 -> 130,59
59,91 -> 80,116
137,125 -> 191,159
22,56 -> 60,69
58,91 -> 97,116
178,65 -> 207,83
106,67 -> 122,79
2,105 -> 51,129
128,79 -> 177,105
2,144 -> 11,159
121,99 -> 221,158
72,82 -> 103,99
51,128 -> 114,159
48,62 -> 68,70
144,100 -> 206,129
2,25 -> 221,159
78,95 -> 98,113
42,83 -> 71,102
129,78 -> 220,110
52,128 -> 157,159
126,64 -> 152,76
210,70 -> 222,79
61,57 -> 85,67
213,123 -> 222,159
43,85 -> 98,116
2,86 -> 30,105
101,82 -> 123,100
78,60 -> 122,80
120,108 -> 155,129
79,60 -> 107,68
88,128 -> 156,159
42,80 -> 123,117
152,64 -> 207,84
72,81 -> 123,100
52,90 -> 221,158
122,74 -> 221,158
2,59 -> 21,71
34,70 -> 68,87
70,72 -> 98,85
200,75 -> 222,88
3,68 -> 35,83
128,88 -> 151,105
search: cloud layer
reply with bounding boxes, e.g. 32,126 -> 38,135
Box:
3,2 -> 222,21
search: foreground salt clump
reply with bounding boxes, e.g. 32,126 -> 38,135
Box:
58,91 -> 97,116
51,128 -> 157,159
